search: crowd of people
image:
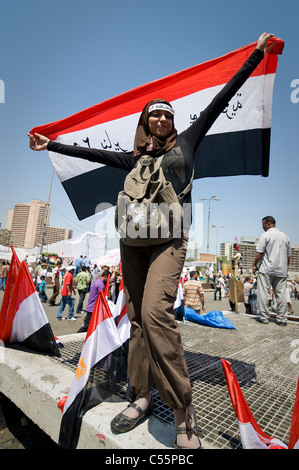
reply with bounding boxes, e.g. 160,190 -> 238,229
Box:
1,213 -> 297,329
2,243 -> 298,324
32,253 -> 299,325
181,268 -> 298,319
27,255 -> 122,327
181,216 -> 296,325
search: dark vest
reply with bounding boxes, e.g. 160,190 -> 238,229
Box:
162,135 -> 194,206
162,135 -> 194,231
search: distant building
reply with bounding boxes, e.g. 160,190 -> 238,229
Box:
5,200 -> 72,249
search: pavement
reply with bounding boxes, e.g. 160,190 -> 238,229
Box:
0,286 -> 299,451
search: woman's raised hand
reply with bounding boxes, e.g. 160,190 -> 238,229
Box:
27,133 -> 50,151
256,32 -> 275,53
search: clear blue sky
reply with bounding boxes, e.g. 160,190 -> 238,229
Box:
0,0 -> 298,254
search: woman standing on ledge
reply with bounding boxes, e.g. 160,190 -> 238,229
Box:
28,33 -> 275,449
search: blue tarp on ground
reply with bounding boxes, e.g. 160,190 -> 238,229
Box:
184,308 -> 237,330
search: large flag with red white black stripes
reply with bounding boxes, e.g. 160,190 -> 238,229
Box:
0,246 -> 60,357
30,38 -> 284,220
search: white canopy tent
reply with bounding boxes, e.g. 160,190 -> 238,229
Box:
0,244 -> 38,262
92,248 -> 121,268
0,232 -> 108,264
45,231 -> 107,262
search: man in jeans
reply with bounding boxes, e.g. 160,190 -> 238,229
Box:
56,266 -> 77,320
1,262 -> 9,291
214,274 -> 224,300
75,265 -> 90,314
253,216 -> 291,326
49,260 -> 62,306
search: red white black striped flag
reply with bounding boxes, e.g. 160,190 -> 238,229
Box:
58,291 -> 124,449
0,247 -> 60,357
30,38 -> 284,221
113,277 -> 130,344
222,359 -> 299,449
0,246 -> 20,336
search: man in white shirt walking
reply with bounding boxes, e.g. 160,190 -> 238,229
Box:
253,216 -> 291,326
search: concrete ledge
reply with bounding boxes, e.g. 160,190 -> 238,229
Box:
0,334 -> 179,449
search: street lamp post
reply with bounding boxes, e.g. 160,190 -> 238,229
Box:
40,167 -> 54,258
212,224 -> 224,261
200,195 -> 220,253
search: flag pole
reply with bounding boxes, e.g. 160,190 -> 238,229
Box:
232,260 -> 239,314
40,167 -> 54,258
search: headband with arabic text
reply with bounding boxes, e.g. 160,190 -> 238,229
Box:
148,103 -> 175,116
